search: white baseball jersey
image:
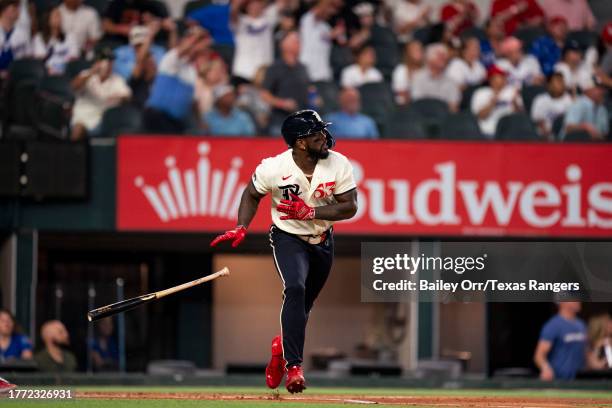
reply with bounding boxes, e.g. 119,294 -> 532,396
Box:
252,149 -> 356,236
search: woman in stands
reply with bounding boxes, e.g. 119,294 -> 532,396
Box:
0,309 -> 33,392
391,39 -> 424,105
31,6 -> 79,76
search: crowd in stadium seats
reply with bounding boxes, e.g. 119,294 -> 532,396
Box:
0,0 -> 610,142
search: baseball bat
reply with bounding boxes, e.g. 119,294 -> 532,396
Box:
87,267 -> 230,322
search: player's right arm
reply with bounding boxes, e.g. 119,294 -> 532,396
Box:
533,340 -> 554,381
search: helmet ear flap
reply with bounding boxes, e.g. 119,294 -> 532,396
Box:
323,128 -> 335,148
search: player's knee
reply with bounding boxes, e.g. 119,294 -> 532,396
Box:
284,283 -> 306,299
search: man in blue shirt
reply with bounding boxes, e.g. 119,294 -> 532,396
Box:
562,77 -> 609,140
325,87 -> 379,139
187,0 -> 233,46
534,301 -> 587,380
204,84 -> 255,136
529,16 -> 568,76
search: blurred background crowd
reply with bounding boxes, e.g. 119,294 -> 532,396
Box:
0,0 -> 610,142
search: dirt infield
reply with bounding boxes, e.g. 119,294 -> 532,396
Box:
78,391 -> 612,407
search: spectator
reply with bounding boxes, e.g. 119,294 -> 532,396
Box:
496,36 -> 544,87
554,40 -> 593,94
204,84 -> 255,136
195,57 -> 230,116
31,6 -> 79,75
348,2 -> 397,62
114,23 -> 173,81
89,317 -> 119,372
480,18 -> 505,68
299,0 -> 345,83
586,314 -> 612,370
340,45 -> 383,88
529,16 -> 568,77
71,47 -> 132,140
411,43 -> 460,112
236,65 -> 271,132
562,76 -> 609,140
187,0 -> 233,46
390,0 -> 431,43
34,320 -> 77,373
531,72 -> 572,139
231,0 -> 285,83
325,87 -> 378,138
490,0 -> 544,36
447,36 -> 486,90
273,8 -> 296,54
440,0 -> 479,39
102,0 -> 171,44
392,39 -> 423,105
144,27 -> 210,132
0,309 -> 32,362
600,23 -> 612,77
0,0 -> 30,74
58,0 -> 102,55
261,31 -> 309,134
538,0 -> 595,31
534,302 -> 587,381
119,25 -> 161,107
471,64 -> 523,138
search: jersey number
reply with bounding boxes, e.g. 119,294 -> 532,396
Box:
314,182 -> 336,199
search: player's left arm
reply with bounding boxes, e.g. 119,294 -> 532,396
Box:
314,188 -> 358,221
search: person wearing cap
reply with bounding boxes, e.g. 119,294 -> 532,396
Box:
70,47 -> 132,140
471,64 -> 523,138
113,23 -> 167,81
534,301 -> 587,381
496,36 -> 544,87
552,40 -> 588,94
31,6 -> 79,76
325,87 -> 378,139
203,84 -> 255,136
538,0 -> 595,31
562,76 -> 609,140
529,16 -> 569,77
531,72 -> 573,140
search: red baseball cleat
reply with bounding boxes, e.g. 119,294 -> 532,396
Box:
285,365 -> 306,394
265,335 -> 286,389
0,377 -> 16,393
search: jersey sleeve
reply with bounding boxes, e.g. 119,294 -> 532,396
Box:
334,155 -> 357,195
252,158 -> 273,195
539,318 -> 558,342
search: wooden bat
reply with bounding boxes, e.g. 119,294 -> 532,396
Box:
87,267 -> 230,322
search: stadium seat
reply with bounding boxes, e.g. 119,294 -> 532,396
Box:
99,104 -> 143,138
413,24 -> 444,45
183,0 -> 211,17
371,27 -> 399,79
383,108 -> 426,139
460,26 -> 487,41
313,81 -> 339,115
566,30 -> 598,50
521,85 -> 546,115
65,59 -> 93,79
358,82 -> 394,135
439,112 -> 484,140
36,76 -> 74,140
460,84 -> 480,112
564,130 -> 592,142
551,115 -> 564,140
331,44 -> 353,81
514,27 -> 547,50
494,113 -> 539,141
405,98 -> 449,138
8,59 -> 45,83
2,80 -> 39,139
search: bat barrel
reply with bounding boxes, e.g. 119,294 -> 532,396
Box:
87,295 -> 154,322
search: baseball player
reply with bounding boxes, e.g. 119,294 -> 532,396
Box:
210,109 -> 358,393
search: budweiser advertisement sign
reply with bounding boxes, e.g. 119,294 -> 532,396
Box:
117,136 -> 612,237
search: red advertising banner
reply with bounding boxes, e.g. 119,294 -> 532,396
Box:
117,136 -> 612,237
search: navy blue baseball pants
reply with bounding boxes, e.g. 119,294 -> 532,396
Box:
268,225 -> 334,368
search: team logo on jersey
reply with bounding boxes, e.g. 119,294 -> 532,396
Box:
279,184 -> 301,200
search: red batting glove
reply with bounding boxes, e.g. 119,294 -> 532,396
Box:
277,193 -> 315,221
210,225 -> 247,248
